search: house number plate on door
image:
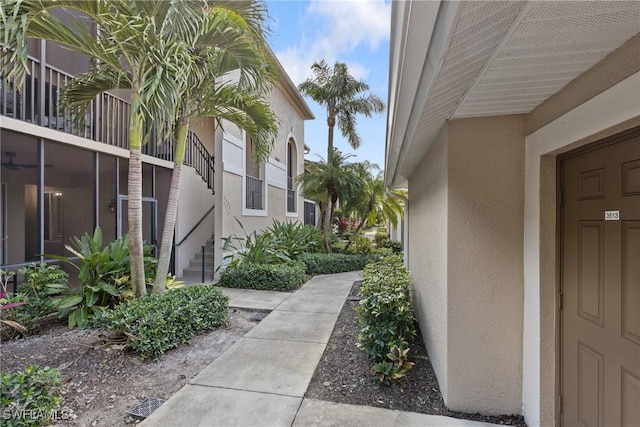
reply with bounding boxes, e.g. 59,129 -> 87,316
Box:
605,210 -> 620,220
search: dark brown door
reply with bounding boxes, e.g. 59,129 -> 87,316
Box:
561,133 -> 640,427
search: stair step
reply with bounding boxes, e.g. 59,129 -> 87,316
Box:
182,267 -> 215,278
190,260 -> 215,268
191,252 -> 213,262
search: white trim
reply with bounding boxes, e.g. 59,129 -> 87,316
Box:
522,71 -> 640,426
285,136 -> 299,215
241,129 -> 268,216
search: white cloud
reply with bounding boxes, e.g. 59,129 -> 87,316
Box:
274,0 -> 390,84
307,0 -> 391,51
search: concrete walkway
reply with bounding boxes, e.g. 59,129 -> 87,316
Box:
140,272 -> 503,427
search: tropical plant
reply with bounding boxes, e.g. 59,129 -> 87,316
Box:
3,0 -> 187,297
3,1 -> 277,297
220,218 -> 291,269
265,219 -> 323,259
152,1 -> 279,293
297,60 -> 385,157
46,227 -> 154,328
343,170 -> 404,242
298,149 -> 362,252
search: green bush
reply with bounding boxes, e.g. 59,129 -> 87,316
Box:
330,242 -> 347,254
374,231 -> 390,247
382,239 -> 403,254
218,262 -> 306,291
93,285 -> 228,360
299,253 -> 371,275
346,235 -> 373,255
0,366 -> 63,426
356,254 -> 416,384
1,265 -> 67,339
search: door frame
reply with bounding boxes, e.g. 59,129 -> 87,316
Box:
116,195 -> 158,257
556,126 -> 640,425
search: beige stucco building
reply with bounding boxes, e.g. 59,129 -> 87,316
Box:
386,2 -> 640,426
1,30 -> 313,282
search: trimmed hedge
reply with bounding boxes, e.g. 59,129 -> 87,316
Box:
218,262 -> 306,291
94,285 -> 228,360
299,253 -> 371,275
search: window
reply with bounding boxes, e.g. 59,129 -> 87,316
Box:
287,139 -> 296,213
245,136 -> 265,211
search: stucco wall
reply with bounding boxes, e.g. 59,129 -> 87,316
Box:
523,70 -> 640,426
407,126 -> 449,399
446,116 -> 526,414
175,166 -> 215,277
190,117 -> 215,154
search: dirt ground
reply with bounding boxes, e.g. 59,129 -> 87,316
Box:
1,308 -> 263,427
305,281 -> 527,427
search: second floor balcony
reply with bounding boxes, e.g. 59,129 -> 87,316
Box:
0,55 -> 205,165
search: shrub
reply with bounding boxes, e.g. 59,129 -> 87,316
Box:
0,366 -> 63,426
374,231 -> 389,247
9,264 -> 66,335
218,262 -> 306,291
93,285 -> 228,360
356,254 -> 416,384
265,219 -> 323,258
382,239 -> 403,254
299,253 -> 371,275
330,242 -> 347,254
346,235 -> 373,255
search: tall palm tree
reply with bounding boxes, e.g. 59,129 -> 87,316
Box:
297,60 -> 385,159
2,0 -> 275,296
298,148 -> 362,252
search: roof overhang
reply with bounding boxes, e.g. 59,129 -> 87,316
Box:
385,0 -> 640,188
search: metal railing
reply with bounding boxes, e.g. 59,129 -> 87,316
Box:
185,131 -> 214,192
1,55 -> 214,189
246,175 -> 263,210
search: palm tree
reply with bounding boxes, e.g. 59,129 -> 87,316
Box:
2,0 -> 275,296
152,42 -> 279,293
298,148 -> 362,252
344,170 -> 404,238
297,60 -> 385,159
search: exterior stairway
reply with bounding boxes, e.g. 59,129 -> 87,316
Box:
182,237 -> 215,281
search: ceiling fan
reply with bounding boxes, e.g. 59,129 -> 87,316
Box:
1,152 -> 53,170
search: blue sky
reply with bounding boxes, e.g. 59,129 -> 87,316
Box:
266,0 -> 391,169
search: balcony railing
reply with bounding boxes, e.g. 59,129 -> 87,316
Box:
246,175 -> 263,210
1,55 -> 214,190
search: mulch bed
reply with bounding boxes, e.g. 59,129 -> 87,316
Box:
305,281 -> 527,427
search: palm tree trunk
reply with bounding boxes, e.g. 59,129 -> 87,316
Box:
322,197 -> 332,253
327,115 -> 335,159
128,106 -> 146,297
153,121 -> 189,293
